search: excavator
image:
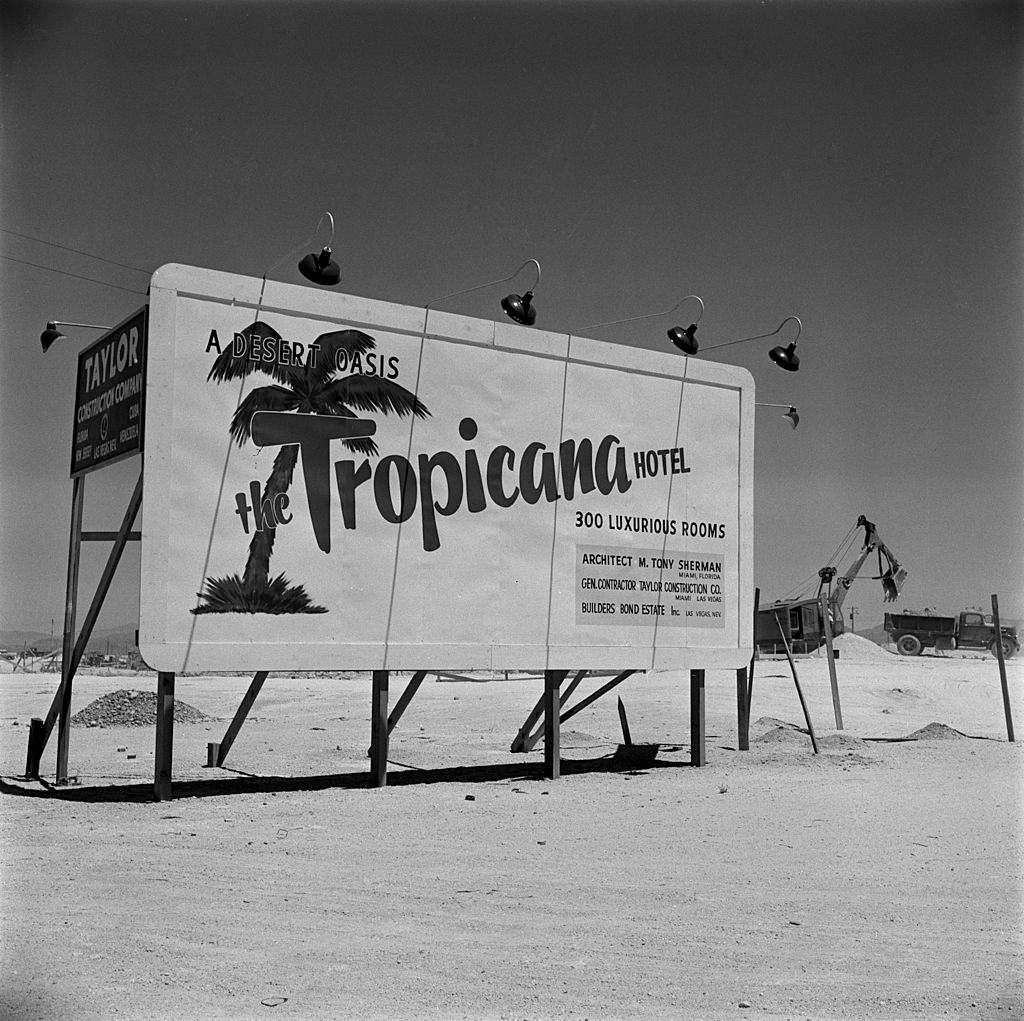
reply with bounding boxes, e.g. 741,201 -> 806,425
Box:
755,515 -> 908,655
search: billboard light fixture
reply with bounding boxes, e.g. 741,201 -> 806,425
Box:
580,295 -> 705,355
265,211 -> 341,287
40,321 -> 108,353
704,315 -> 803,372
756,402 -> 800,429
428,259 -> 541,326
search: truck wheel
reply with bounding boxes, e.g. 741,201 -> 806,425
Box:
896,634 -> 922,656
990,637 -> 1017,660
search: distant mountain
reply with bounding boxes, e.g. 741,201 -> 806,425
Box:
0,623 -> 138,655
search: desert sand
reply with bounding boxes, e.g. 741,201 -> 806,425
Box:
1,635 -> 1022,1020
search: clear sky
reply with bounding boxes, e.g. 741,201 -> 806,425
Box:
2,0 -> 1021,639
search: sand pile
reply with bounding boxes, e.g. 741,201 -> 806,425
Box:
831,632 -> 897,663
905,721 -> 966,741
71,689 -> 213,728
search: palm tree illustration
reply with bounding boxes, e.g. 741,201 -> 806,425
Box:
193,321 -> 429,614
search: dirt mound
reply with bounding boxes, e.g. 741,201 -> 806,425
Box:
905,721 -> 966,741
818,732 -> 867,751
71,689 -> 214,728
754,724 -> 811,746
831,632 -> 896,663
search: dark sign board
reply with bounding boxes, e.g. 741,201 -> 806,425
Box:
71,306 -> 148,477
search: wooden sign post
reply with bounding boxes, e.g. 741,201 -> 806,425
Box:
819,592 -> 843,729
991,594 -> 1015,743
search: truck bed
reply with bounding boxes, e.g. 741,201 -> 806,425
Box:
884,613 -> 956,635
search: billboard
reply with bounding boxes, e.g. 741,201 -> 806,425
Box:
71,307 -> 147,476
139,264 -> 753,673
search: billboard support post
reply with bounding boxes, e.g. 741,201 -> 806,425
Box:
207,671 -> 269,768
365,671 -> 429,756
736,667 -> 749,752
511,669 -> 586,753
370,670 -> 390,787
27,469 -> 143,783
55,475 -> 85,783
154,671 -> 175,801
543,670 -> 567,780
690,670 -> 706,766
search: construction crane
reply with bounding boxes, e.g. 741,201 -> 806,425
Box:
756,514 -> 908,655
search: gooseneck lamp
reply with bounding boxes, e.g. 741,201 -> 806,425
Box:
40,321 -> 108,353
756,402 -> 800,429
426,259 -> 542,325
579,295 -> 705,354
703,315 -> 803,372
264,211 -> 341,287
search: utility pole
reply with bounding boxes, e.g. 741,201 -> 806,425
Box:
849,606 -> 858,633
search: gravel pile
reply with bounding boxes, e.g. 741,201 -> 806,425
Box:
71,689 -> 213,728
831,633 -> 896,662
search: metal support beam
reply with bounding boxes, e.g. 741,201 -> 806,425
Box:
690,669 -> 706,767
370,670 -> 390,787
206,671 -> 268,767
154,671 -> 175,801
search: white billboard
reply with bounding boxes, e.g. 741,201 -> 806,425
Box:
139,264 -> 753,672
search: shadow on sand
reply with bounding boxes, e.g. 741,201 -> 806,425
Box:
0,750 -> 692,804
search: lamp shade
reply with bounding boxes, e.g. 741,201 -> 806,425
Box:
667,324 -> 699,355
40,323 -> 65,352
769,341 -> 800,372
501,289 -> 536,326
297,246 -> 341,286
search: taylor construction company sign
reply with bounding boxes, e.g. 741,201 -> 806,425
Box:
71,307 -> 147,476
139,264 -> 753,673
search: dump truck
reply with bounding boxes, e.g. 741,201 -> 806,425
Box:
756,515 -> 907,655
883,609 -> 1018,658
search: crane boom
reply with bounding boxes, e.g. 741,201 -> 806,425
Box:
820,515 -> 907,613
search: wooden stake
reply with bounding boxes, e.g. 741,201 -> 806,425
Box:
690,669 -> 706,766
746,587 -> 760,711
370,670 -> 390,787
154,671 -> 175,801
775,614 -> 818,754
991,595 -> 1015,742
819,592 -> 843,730
617,697 -> 632,746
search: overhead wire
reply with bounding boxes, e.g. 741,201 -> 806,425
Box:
0,227 -> 150,275
770,520 -> 862,604
0,254 -> 147,295
0,226 -> 151,295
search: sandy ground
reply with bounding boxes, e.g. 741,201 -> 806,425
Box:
1,637 -> 1022,1021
